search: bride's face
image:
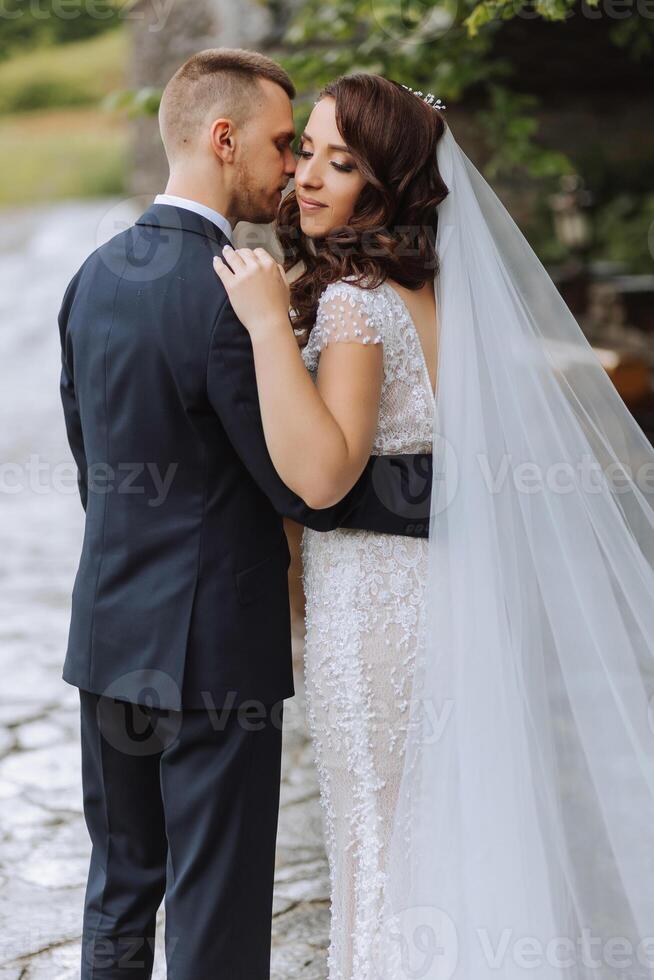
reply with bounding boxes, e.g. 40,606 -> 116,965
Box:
294,97 -> 367,238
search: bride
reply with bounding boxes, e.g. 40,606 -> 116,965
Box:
214,73 -> 654,980
216,72 -> 441,978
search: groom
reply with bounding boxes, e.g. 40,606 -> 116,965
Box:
58,48 -> 432,979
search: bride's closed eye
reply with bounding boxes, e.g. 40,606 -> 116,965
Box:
296,148 -> 355,173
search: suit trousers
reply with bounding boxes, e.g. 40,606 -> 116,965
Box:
78,688 -> 284,979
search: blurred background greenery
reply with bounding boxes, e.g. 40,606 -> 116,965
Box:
1,0 -> 652,273
0,2 -> 127,205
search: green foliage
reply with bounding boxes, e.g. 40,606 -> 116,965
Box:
0,15 -> 127,205
608,15 -> 654,60
0,109 -> 127,205
527,191 -> 654,273
0,0 -> 123,60
0,28 -> 126,114
477,86 -> 573,180
282,0 -> 577,179
464,0 -> 584,37
463,0 -> 654,54
282,0 -> 653,269
283,0 -> 652,179
104,85 -> 162,117
593,193 -> 654,274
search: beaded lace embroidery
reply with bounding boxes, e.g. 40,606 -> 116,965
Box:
300,277 -> 434,979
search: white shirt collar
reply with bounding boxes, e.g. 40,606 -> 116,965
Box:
154,194 -> 233,243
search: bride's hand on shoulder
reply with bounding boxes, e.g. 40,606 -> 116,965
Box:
212,245 -> 290,339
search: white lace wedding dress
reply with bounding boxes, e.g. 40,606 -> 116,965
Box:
300,277 -> 435,980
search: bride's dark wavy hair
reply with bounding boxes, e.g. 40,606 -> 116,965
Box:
276,73 -> 449,338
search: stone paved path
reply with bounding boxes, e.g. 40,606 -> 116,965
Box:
0,201 -> 329,979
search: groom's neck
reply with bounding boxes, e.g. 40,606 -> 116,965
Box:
163,173 -> 236,227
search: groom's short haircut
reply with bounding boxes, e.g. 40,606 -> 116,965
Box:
159,48 -> 296,162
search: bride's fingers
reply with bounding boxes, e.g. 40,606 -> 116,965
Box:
224,245 -> 262,270
220,244 -> 247,270
275,262 -> 289,289
212,255 -> 235,281
253,247 -> 275,266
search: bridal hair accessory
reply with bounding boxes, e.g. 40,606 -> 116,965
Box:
401,83 -> 447,110
314,85 -> 446,110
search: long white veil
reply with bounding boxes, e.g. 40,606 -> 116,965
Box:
378,118 -> 654,980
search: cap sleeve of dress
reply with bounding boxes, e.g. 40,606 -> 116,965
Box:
301,280 -> 385,372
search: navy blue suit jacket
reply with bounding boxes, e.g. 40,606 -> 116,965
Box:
58,204 -> 432,710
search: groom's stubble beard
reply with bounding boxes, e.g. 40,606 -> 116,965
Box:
232,155 -> 281,226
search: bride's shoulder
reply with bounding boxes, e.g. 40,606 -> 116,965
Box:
301,277 -> 390,366
316,276 -> 390,329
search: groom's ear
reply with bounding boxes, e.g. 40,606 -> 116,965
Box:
210,118 -> 237,163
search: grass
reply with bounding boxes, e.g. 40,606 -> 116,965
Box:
0,28 -> 129,205
0,29 -> 127,115
0,107 -> 128,205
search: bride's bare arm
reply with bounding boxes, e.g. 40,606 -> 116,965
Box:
213,244 -> 383,509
